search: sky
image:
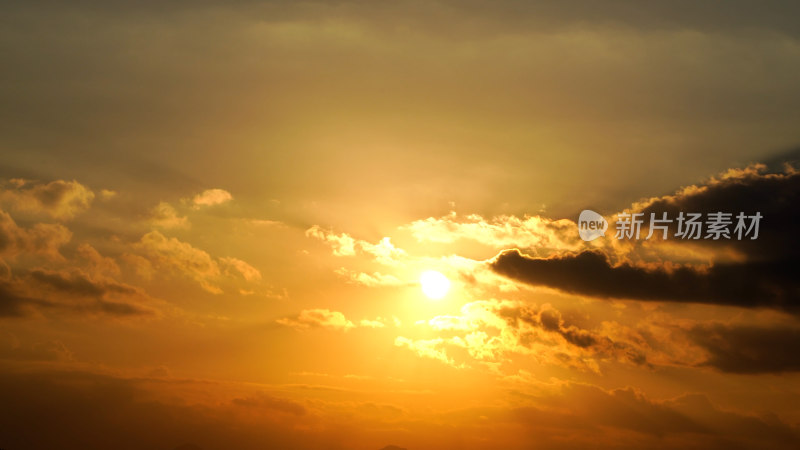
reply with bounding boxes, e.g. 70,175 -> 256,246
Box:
2,1 -> 800,449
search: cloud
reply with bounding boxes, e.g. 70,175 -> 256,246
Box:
119,253 -> 156,280
0,365 -> 796,450
132,231 -> 215,293
277,309 -> 354,331
99,189 -> 117,200
191,188 -> 233,209
403,211 -> 581,254
306,226 -> 406,264
0,332 -> 73,362
359,319 -> 386,328
1,179 -> 94,220
220,257 -> 261,282
28,268 -> 155,317
0,258 -> 9,281
504,382 -> 800,449
496,303 -> 599,349
131,231 -> 266,295
399,300 -> 645,372
0,369 -> 332,450
306,226 -> 357,256
76,243 -> 121,277
687,322 -> 800,374
1,211 -> 147,320
134,230 -> 222,293
245,218 -> 283,228
334,268 -> 405,287
0,267 -> 157,319
232,392 -> 307,416
630,164 -> 800,262
492,248 -> 797,311
277,309 -> 388,331
0,210 -> 72,261
149,201 -> 189,229
0,283 -> 51,317
394,337 -> 458,367
491,164 -> 800,312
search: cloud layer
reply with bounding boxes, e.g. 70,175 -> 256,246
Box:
492,165 -> 800,313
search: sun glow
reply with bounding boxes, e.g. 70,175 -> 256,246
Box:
420,270 -> 450,300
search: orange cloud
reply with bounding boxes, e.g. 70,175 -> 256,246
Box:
277,309 -> 355,331
148,201 -> 189,229
404,211 -> 582,255
1,179 -> 94,220
277,309 -> 388,331
190,188 -> 233,209
306,226 -> 406,264
0,210 -> 72,261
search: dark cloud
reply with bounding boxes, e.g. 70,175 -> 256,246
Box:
1,366 -> 797,450
0,333 -> 73,362
514,384 -> 707,437
496,303 -> 599,349
0,369 -> 328,450
0,283 -> 53,317
29,268 -> 139,298
0,268 -> 156,319
635,165 -> 800,262
484,301 -> 648,369
232,392 -> 307,416
688,323 -> 800,374
492,248 -> 798,311
506,382 -> 800,449
492,166 -> 800,312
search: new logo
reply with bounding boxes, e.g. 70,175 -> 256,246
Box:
578,209 -> 608,241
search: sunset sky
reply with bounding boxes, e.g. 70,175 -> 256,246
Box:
2,2 -> 800,449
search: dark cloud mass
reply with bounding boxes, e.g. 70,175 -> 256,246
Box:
496,303 -> 599,349
492,166 -> 800,312
636,163 -> 800,262
0,283 -> 51,317
0,368 -> 797,450
492,248 -> 798,311
0,268 -> 155,318
0,369 -> 326,450
491,301 -> 648,367
688,323 -> 800,374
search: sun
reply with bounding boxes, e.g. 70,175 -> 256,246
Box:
420,270 -> 450,300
